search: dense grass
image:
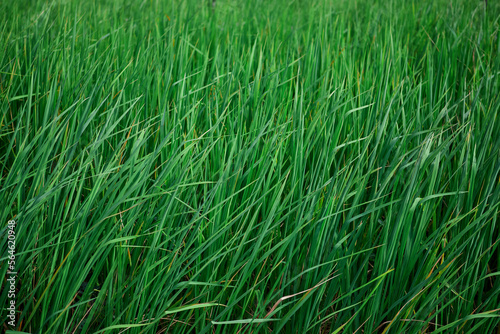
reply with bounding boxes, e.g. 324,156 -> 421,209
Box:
1,0 -> 500,333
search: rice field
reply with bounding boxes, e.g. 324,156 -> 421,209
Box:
1,0 -> 500,333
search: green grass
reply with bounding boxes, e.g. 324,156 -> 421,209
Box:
1,0 -> 500,333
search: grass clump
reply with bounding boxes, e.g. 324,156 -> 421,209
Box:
1,0 -> 500,333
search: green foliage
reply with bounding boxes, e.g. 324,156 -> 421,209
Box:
1,0 -> 499,333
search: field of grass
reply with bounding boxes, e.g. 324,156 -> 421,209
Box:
1,0 -> 500,333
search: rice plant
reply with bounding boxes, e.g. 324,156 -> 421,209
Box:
1,0 -> 499,333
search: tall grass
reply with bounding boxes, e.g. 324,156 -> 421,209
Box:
1,0 -> 499,333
